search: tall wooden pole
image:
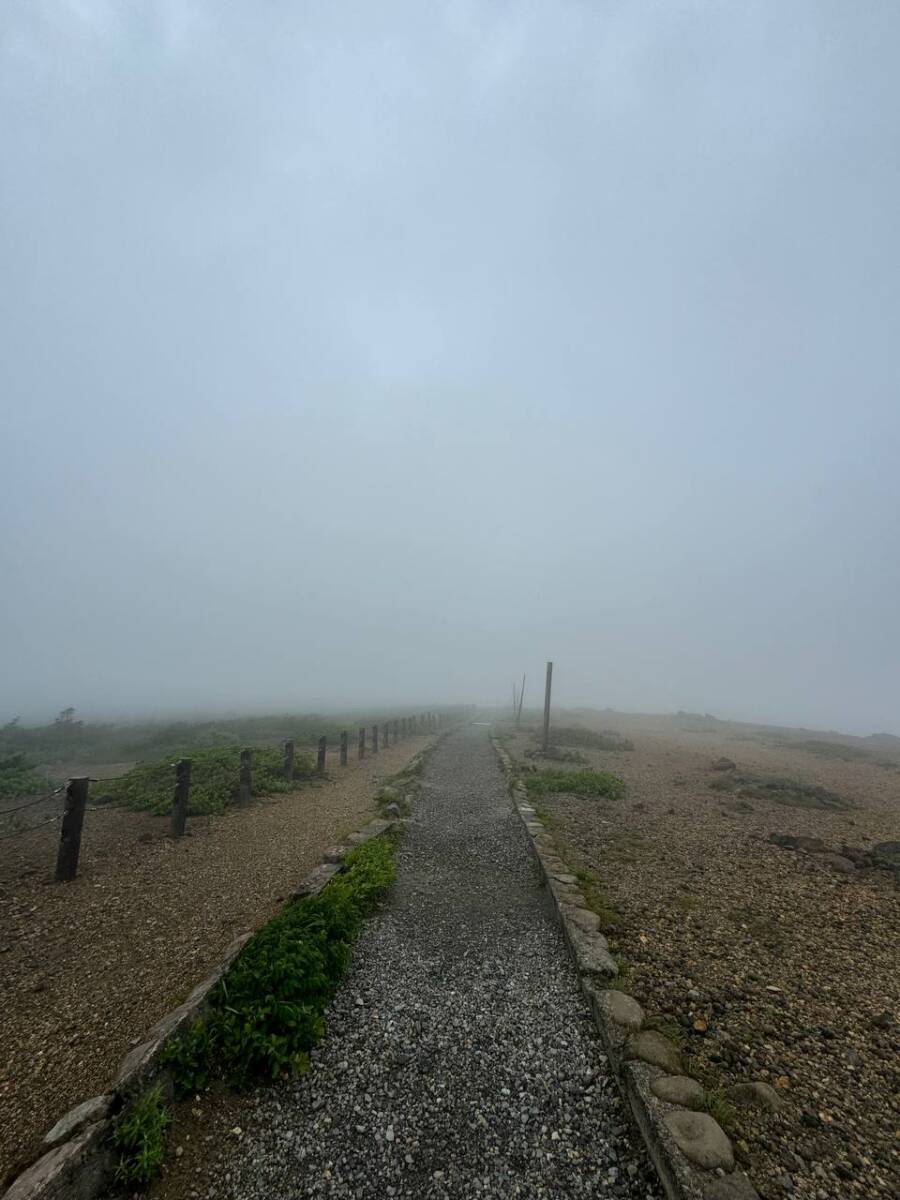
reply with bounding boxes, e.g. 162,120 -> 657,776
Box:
55,777 -> 89,882
239,749 -> 252,806
170,758 -> 192,839
542,661 -> 553,752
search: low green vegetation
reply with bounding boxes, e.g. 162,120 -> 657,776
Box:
94,746 -> 315,816
709,771 -> 851,811
112,1085 -> 171,1188
524,768 -> 626,801
164,837 -> 395,1093
0,710 -> 373,768
643,1015 -> 688,1049
549,726 -> 635,752
0,753 -> 51,802
701,1088 -> 737,1135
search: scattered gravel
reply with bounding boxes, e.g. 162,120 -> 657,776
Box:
0,739 -> 429,1184
510,713 -> 900,1200
181,726 -> 660,1200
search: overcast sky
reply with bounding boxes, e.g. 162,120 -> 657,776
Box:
2,1 -> 899,733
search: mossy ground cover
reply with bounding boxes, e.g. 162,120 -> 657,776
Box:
524,767 -> 626,801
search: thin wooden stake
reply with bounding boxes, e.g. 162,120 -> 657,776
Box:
317,736 -> 327,775
358,727 -> 366,759
340,730 -> 348,766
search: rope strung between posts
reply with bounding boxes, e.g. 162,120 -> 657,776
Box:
0,814 -> 61,840
0,785 -> 65,816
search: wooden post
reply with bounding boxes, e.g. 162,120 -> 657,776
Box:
239,749 -> 252,806
317,735 -> 327,775
340,730 -> 348,766
283,739 -> 295,781
516,673 -> 526,728
372,724 -> 379,753
542,660 -> 553,752
169,759 -> 191,839
383,721 -> 390,748
358,727 -> 366,759
55,777 -> 89,882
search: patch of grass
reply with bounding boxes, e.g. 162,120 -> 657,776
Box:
573,866 -> 623,931
525,768 -> 625,801
644,1015 -> 688,1049
702,1089 -> 738,1136
164,837 -> 395,1093
112,1085 -> 171,1188
673,893 -> 701,913
95,745 -> 315,816
709,771 -> 851,812
548,727 -> 635,752
524,745 -> 587,764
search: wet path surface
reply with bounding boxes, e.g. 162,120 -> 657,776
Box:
206,725 -> 660,1199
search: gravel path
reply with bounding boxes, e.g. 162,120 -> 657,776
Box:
203,725 -> 660,1200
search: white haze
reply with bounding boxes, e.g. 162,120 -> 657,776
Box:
2,1 -> 899,734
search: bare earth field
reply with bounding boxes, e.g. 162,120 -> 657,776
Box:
504,712 -> 899,1200
0,737 -> 431,1185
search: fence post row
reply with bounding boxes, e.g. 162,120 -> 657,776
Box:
54,776 -> 89,882
169,758 -> 192,839
239,749 -> 252,806
283,739 -> 295,781
340,730 -> 348,766
317,736 -> 327,775
358,726 -> 366,759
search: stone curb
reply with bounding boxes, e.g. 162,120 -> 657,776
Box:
2,815 -> 398,1200
490,736 -> 759,1200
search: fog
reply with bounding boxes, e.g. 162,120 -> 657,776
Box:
2,2 -> 899,734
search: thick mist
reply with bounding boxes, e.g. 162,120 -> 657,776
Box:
2,2 -> 899,733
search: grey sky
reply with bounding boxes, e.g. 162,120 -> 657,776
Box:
2,1 -> 899,732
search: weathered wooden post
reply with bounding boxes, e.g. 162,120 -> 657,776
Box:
317,736 -> 327,775
358,727 -> 366,759
372,724 -> 379,753
340,730 -> 348,766
239,749 -> 252,806
55,777 -> 89,882
542,660 -> 553,752
283,739 -> 295,781
169,759 -> 192,839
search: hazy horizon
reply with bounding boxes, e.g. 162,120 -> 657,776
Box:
3,3 -> 899,739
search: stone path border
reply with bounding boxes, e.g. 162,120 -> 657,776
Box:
2,815 -> 400,1200
491,737 -> 761,1200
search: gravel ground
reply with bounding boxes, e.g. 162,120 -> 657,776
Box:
506,712 -> 900,1200
154,725 -> 661,1200
0,737 -> 429,1185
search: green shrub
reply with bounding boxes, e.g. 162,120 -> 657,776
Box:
95,746 -> 315,816
0,754 -> 51,802
164,837 -> 395,1092
112,1085 -> 171,1188
525,768 -> 625,801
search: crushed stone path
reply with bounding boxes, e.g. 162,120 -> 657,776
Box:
202,725 -> 661,1200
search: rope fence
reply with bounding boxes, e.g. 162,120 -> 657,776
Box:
1,709 -> 459,881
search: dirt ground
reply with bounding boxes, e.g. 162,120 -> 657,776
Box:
0,737 -> 431,1185
503,712 -> 899,1200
